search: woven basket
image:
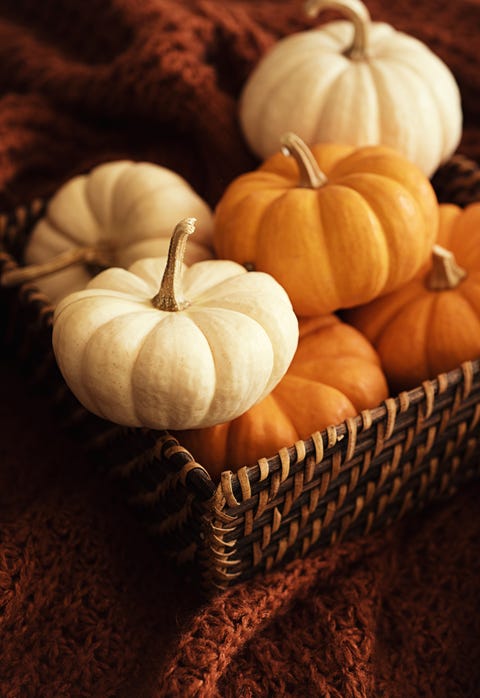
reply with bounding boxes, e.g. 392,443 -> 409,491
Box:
1,155 -> 480,592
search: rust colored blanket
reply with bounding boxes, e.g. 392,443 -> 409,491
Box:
1,1 -> 479,696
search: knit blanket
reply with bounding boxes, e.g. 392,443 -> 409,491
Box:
1,1 -> 479,696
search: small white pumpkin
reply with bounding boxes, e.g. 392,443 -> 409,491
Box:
52,218 -> 299,431
16,160 -> 214,303
239,0 -> 462,176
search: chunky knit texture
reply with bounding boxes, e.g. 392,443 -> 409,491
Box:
1,1 -> 480,696
0,0 -> 479,209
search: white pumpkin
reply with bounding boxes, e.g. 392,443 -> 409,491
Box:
21,160 -> 214,303
239,0 -> 462,176
52,218 -> 299,431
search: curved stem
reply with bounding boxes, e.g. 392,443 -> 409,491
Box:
304,0 -> 371,60
426,244 -> 467,291
152,217 -> 196,311
280,132 -> 328,188
0,245 -> 111,287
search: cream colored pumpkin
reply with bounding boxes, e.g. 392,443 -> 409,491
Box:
52,219 -> 299,430
23,160 -> 214,303
239,0 -> 462,176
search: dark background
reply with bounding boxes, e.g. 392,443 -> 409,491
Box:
1,1 -> 479,695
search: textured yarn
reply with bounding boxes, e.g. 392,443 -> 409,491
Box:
1,1 -> 480,696
0,0 -> 479,208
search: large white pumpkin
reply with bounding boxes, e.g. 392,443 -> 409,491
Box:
52,219 -> 299,430
239,0 -> 462,176
23,160 -> 214,303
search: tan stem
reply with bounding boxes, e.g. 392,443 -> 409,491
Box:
280,132 -> 328,188
304,0 -> 371,60
151,217 -> 196,311
426,244 -> 467,291
0,245 -> 111,287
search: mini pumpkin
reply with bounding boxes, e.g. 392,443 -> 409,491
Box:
175,313 -> 389,477
214,133 -> 439,316
239,0 -> 462,176
52,218 -> 299,431
6,161 -> 214,303
345,203 -> 480,393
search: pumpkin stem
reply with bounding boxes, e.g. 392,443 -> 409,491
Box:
152,217 -> 196,312
280,132 -> 328,189
304,0 -> 370,60
0,245 -> 111,287
426,244 -> 467,291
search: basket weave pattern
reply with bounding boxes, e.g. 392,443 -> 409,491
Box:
1,155 -> 480,591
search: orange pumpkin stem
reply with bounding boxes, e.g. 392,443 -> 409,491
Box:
152,217 -> 196,312
426,244 -> 467,291
0,245 -> 110,287
280,132 -> 328,189
304,0 -> 370,60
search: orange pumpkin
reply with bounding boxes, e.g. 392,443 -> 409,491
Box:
214,133 -> 439,316
175,314 -> 389,478
345,203 -> 480,393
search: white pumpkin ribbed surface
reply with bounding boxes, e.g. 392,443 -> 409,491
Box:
240,20 -> 462,176
52,256 -> 299,430
25,161 -> 214,303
